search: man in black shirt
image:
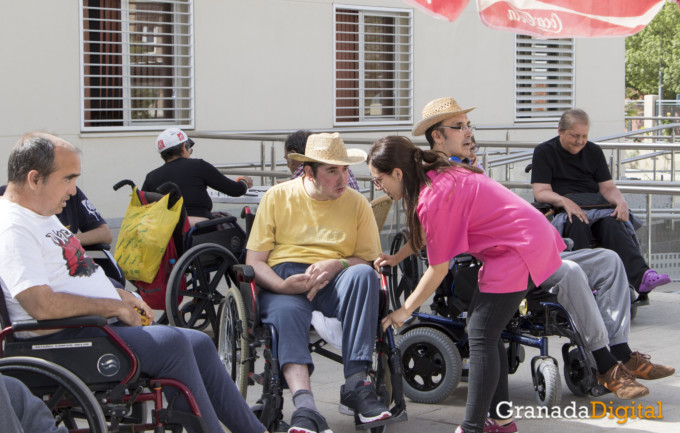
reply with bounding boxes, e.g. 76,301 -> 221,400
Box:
531,109 -> 669,295
143,128 -> 253,226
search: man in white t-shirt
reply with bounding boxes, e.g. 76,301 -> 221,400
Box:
0,132 -> 267,433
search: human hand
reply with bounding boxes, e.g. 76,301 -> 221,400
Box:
117,303 -> 143,327
117,289 -> 155,323
280,273 -> 311,294
561,198 -> 589,224
304,259 -> 343,301
374,253 -> 399,271
381,307 -> 412,332
241,176 -> 254,188
610,202 -> 629,222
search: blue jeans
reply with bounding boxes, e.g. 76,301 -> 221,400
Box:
31,325 -> 265,433
259,262 -> 380,378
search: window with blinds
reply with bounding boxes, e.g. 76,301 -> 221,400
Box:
80,0 -> 193,131
515,35 -> 574,122
334,6 -> 413,125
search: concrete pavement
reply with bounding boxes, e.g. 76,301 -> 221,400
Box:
244,289 -> 680,433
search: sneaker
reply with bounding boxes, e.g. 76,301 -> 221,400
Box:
596,363 -> 649,399
484,418 -> 518,433
624,352 -> 675,380
339,381 -> 391,424
287,408 -> 333,433
638,269 -> 670,293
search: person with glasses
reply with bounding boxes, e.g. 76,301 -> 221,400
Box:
531,109 -> 670,297
143,128 -> 253,226
418,97 -> 476,164
367,135 -> 565,433
468,136 -> 485,172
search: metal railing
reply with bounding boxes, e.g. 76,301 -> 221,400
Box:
196,123 -> 680,275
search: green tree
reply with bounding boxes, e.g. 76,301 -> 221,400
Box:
626,2 -> 680,99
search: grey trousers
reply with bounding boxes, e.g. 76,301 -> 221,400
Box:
542,248 -> 630,351
259,262 -> 380,378
0,373 -> 68,433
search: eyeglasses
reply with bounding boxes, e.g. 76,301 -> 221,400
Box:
371,173 -> 388,189
438,124 -> 476,134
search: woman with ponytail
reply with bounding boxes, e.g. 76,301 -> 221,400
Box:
367,135 -> 565,433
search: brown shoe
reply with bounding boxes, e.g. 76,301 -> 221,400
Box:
624,352 -> 675,380
597,363 -> 649,399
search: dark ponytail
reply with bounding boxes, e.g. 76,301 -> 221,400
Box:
368,136 -> 479,251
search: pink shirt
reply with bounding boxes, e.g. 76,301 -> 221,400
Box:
418,168 -> 565,293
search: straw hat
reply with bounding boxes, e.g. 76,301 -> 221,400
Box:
412,97 -> 475,136
287,132 -> 366,165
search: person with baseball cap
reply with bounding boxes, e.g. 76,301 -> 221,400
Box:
143,128 -> 254,226
246,133 -> 391,433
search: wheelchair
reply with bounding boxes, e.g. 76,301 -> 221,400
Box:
0,296 -> 211,432
215,207 -> 407,432
113,180 -> 246,337
217,263 -> 407,433
387,238 -> 606,407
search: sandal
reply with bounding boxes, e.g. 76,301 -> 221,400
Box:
638,269 -> 670,293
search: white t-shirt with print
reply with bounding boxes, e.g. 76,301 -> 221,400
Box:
0,199 -> 121,325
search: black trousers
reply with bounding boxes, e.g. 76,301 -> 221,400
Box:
563,217 -> 648,290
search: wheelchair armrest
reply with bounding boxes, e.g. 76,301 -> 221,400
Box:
11,315 -> 109,332
194,216 -> 236,231
531,201 -> 554,213
85,243 -> 112,251
233,264 -> 255,282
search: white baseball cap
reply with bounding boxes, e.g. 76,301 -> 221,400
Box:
156,128 -> 194,153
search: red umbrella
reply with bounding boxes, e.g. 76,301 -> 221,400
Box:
406,0 -> 678,38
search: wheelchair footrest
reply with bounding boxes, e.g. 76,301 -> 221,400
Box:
353,408 -> 407,430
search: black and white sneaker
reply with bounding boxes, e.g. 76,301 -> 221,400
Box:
287,408 -> 333,433
339,381 -> 391,424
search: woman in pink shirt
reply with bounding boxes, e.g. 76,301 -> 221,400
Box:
368,136 -> 564,433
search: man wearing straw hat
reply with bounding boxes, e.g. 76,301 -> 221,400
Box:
414,97 -> 476,164
246,133 -> 390,433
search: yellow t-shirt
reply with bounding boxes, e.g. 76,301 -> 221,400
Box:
246,177 -> 381,267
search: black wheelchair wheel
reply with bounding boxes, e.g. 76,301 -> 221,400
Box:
534,360 -> 561,407
396,327 -> 461,404
562,346 -> 591,397
217,289 -> 250,399
0,356 -> 107,433
389,230 -> 422,312
166,243 -> 239,334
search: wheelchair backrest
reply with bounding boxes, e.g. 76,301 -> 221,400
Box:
191,213 -> 247,263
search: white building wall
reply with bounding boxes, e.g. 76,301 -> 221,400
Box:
0,0 -> 624,217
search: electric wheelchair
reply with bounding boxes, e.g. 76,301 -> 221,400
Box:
0,291 -> 211,432
216,207 -> 408,433
113,180 -> 245,337
387,231 -> 606,408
